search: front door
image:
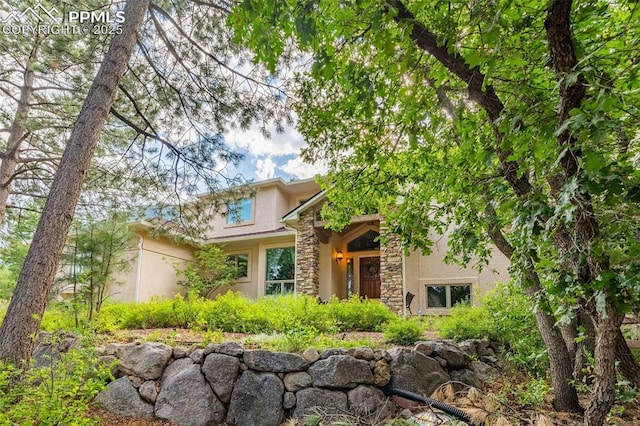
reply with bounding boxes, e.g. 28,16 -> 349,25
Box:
359,256 -> 381,299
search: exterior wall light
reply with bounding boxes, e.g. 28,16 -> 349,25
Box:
335,250 -> 344,262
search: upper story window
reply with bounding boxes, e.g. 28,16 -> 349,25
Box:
227,198 -> 252,225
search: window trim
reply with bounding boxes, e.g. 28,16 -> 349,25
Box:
420,278 -> 477,311
260,243 -> 296,296
225,197 -> 254,227
228,250 -> 251,283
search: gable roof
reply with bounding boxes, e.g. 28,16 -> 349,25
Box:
281,190 -> 327,229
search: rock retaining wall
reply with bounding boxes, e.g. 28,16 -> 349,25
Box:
94,339 -> 501,426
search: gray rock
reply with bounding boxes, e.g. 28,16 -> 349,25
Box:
202,353 -> 241,403
319,348 -> 347,359
105,343 -> 119,356
348,346 -> 376,361
471,360 -> 501,382
310,355 -> 374,389
458,339 -> 491,358
155,358 -> 225,426
32,332 -> 78,369
302,347 -> 320,363
172,347 -> 188,359
139,380 -> 158,403
347,385 -> 394,421
189,348 -> 205,364
243,350 -> 308,372
373,359 -> 391,387
227,371 -> 284,426
283,391 -> 297,410
415,340 -> 471,369
294,388 -> 348,419
95,377 -> 154,418
449,368 -> 482,390
283,371 -> 313,391
129,375 -> 144,388
214,342 -> 244,357
98,355 -> 119,376
388,347 -> 450,397
117,342 -> 172,380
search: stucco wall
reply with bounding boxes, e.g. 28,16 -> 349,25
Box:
106,231 -> 194,303
403,229 -> 510,314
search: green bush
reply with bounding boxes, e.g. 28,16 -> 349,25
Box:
0,342 -> 112,425
94,292 -> 394,334
436,282 -> 547,375
326,295 -> 395,331
383,318 -> 424,345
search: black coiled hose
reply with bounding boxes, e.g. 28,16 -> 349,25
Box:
381,386 -> 477,425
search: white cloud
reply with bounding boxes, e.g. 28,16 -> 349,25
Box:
255,157 -> 277,180
280,157 -> 327,179
225,122 -> 305,157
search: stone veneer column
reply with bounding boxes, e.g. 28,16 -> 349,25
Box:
295,208 -> 319,297
379,222 -> 404,314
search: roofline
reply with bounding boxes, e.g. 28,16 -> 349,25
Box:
198,177 -> 319,199
280,190 -> 327,228
208,229 -> 296,243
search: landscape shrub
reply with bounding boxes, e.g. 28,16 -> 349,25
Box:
325,294 -> 395,331
383,317 -> 424,346
0,341 -> 112,425
93,292 -> 394,334
437,282 -> 547,375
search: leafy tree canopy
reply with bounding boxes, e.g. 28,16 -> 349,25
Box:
230,0 -> 640,421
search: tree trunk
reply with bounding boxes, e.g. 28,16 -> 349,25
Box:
0,40 -> 39,225
585,306 -> 623,426
525,285 -> 583,413
0,0 -> 150,366
615,327 -> 640,389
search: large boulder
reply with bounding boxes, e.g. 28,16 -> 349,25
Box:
283,371 -> 313,392
388,347 -> 450,397
202,353 -> 241,403
347,385 -> 395,422
155,358 -> 226,426
243,350 -> 308,372
117,342 -> 172,380
33,332 -> 78,369
227,371 -> 284,426
95,377 -> 154,418
414,340 -> 471,369
293,388 -> 348,420
471,360 -> 501,382
310,355 -> 374,389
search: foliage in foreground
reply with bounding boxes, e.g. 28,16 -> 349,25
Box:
0,342 -> 112,425
383,317 -> 425,346
436,282 -> 547,375
175,244 -> 239,298
94,292 -> 395,335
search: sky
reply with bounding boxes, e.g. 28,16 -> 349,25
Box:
222,122 -> 327,182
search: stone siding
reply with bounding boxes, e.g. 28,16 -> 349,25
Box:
295,208 -> 319,296
379,223 -> 404,314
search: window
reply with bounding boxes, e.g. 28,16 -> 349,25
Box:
265,247 -> 295,295
227,198 -> 252,224
426,284 -> 471,308
347,230 -> 380,252
229,253 -> 249,280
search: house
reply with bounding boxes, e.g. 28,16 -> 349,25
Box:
106,177 -> 510,314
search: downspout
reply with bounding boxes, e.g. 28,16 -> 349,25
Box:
135,235 -> 144,302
